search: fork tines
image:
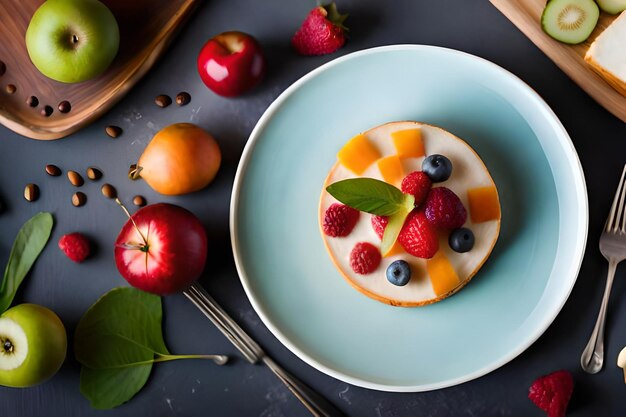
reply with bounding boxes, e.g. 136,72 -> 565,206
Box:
605,165 -> 626,234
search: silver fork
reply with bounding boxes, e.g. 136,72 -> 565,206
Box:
183,283 -> 345,417
581,164 -> 626,374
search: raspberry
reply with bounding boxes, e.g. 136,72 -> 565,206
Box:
58,233 -> 90,263
349,242 -> 381,274
401,171 -> 432,206
528,370 -> 574,417
371,215 -> 388,239
397,210 -> 439,259
424,187 -> 467,230
323,203 -> 360,237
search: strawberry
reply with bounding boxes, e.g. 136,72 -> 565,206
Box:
528,370 -> 574,417
397,210 -> 439,259
371,215 -> 388,239
401,171 -> 432,207
350,242 -> 381,274
323,203 -> 360,237
58,233 -> 90,263
292,2 -> 348,56
424,187 -> 467,230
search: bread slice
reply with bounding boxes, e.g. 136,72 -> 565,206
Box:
585,11 -> 626,96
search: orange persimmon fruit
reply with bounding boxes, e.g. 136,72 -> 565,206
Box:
130,123 -> 221,195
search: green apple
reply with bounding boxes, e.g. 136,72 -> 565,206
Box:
25,0 -> 120,83
0,304 -> 67,388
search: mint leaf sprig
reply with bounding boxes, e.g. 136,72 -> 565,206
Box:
326,178 -> 414,254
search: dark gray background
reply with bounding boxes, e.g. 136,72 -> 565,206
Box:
1,0 -> 625,415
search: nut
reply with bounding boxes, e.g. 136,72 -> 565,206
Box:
105,125 -> 122,138
132,195 -> 146,207
40,105 -> 53,117
175,92 -> 191,106
45,164 -> 61,177
67,170 -> 84,187
101,183 -> 117,199
58,100 -> 71,113
155,94 -> 172,108
26,96 -> 39,107
24,184 -> 39,202
72,192 -> 87,207
86,167 -> 102,181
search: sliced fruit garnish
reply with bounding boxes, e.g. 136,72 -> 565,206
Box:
541,0 -> 599,45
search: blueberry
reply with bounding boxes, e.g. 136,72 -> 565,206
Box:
449,228 -> 475,253
386,260 -> 411,286
422,154 -> 452,183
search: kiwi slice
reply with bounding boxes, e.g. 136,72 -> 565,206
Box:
597,0 -> 626,14
541,0 -> 600,44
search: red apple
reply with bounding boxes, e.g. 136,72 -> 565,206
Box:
114,203 -> 207,295
197,31 -> 265,97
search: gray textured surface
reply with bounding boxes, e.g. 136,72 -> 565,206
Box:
0,0 -> 625,415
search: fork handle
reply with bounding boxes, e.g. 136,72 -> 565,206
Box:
581,259 -> 618,374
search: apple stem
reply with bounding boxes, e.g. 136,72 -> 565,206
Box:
154,353 -> 228,366
115,198 -> 149,247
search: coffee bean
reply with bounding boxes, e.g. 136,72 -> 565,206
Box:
175,92 -> 191,106
45,164 -> 61,176
0,61 -> 5,77
58,100 -> 71,113
24,184 -> 39,202
86,167 -> 102,181
26,96 -> 39,107
105,125 -> 122,138
72,192 -> 87,207
67,170 -> 84,187
5,84 -> 16,94
155,94 -> 171,108
132,195 -> 146,207
101,183 -> 117,199
40,105 -> 53,117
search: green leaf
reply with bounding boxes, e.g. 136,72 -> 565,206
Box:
75,288 -> 168,369
80,365 -> 152,410
75,287 -> 227,409
0,212 -> 53,313
381,195 -> 414,255
75,288 -> 164,409
326,178 -> 407,216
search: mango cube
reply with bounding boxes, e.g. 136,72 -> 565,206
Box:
426,252 -> 460,297
377,155 -> 404,186
467,186 -> 500,223
391,129 -> 425,158
337,134 -> 381,175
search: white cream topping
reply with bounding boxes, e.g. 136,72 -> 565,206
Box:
319,122 -> 500,305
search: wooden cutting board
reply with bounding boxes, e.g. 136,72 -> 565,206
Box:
490,0 -> 626,123
0,0 -> 199,140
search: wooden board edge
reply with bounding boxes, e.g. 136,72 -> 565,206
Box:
0,0 -> 201,140
489,0 -> 626,123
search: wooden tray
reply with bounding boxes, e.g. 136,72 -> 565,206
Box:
0,0 -> 199,140
490,0 -> 626,123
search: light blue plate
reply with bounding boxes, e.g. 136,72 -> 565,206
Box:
230,45 -> 588,391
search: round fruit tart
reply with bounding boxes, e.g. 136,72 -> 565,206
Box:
319,121 -> 501,307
